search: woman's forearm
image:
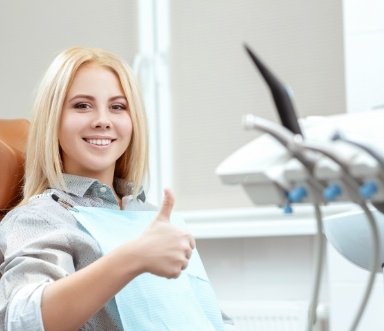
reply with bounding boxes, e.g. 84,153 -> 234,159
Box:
41,241 -> 143,331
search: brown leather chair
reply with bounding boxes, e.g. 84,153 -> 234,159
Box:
0,119 -> 29,219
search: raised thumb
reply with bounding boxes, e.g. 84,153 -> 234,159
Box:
156,188 -> 174,222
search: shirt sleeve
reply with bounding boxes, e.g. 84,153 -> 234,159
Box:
0,203 -> 76,331
6,281 -> 49,331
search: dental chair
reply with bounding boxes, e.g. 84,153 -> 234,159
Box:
0,119 -> 29,219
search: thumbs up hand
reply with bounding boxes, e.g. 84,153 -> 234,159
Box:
155,188 -> 175,222
137,189 -> 196,278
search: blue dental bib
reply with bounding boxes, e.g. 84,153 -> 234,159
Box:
71,206 -> 224,331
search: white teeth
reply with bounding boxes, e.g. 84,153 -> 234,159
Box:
86,138 -> 112,146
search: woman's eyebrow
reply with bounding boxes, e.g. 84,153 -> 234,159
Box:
109,95 -> 128,102
67,94 -> 95,102
66,95 -> 127,102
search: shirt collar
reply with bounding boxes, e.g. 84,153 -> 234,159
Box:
62,174 -> 146,202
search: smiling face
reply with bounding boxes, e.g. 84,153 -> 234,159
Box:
59,63 -> 133,185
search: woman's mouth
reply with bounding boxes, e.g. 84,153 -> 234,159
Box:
83,138 -> 115,146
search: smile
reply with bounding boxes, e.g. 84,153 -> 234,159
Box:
84,138 -> 115,146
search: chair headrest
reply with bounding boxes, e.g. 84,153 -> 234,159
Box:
0,119 -> 29,218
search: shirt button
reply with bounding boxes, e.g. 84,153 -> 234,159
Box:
99,186 -> 107,193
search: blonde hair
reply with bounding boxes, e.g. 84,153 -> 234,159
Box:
22,47 -> 148,203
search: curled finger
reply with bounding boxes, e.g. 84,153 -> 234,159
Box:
181,261 -> 188,271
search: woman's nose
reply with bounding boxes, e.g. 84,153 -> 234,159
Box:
92,109 -> 111,129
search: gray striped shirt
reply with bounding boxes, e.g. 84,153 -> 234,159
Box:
0,174 -> 153,331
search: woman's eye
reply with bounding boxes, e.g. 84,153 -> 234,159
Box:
111,104 -> 127,111
74,102 -> 92,110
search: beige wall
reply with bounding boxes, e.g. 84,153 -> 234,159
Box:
0,0 -> 138,120
0,1 -> 347,210
170,0 -> 347,209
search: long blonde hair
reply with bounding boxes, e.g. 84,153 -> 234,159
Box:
22,47 -> 148,203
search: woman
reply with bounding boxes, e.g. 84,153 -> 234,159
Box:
0,47 -> 219,330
